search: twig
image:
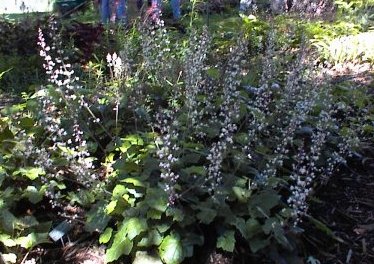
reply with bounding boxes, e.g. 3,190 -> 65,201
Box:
345,249 -> 353,264
20,251 -> 30,264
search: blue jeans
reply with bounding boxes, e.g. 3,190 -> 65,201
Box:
100,0 -> 126,23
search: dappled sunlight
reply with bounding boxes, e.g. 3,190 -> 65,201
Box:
328,31 -> 374,64
0,1 -> 374,264
0,0 -> 53,14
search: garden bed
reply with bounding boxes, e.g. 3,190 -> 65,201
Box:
1,1 -> 374,264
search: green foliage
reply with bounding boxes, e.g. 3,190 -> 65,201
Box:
0,5 -> 373,264
159,234 -> 184,264
314,31 -> 374,64
99,227 -> 113,244
0,54 -> 44,93
217,230 -> 236,252
335,0 -> 374,29
0,16 -> 48,93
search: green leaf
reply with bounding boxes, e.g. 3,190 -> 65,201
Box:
114,160 -> 140,173
166,208 -> 184,222
0,126 -> 14,142
273,224 -> 291,249
122,217 -> 147,240
0,209 -> 17,232
122,194 -> 136,207
249,237 -> 270,253
156,223 -> 171,234
146,188 -> 168,212
50,180 -> 66,190
16,167 -> 45,180
67,190 -> 95,206
23,186 -> 44,204
106,198 -> 128,215
124,134 -> 144,146
99,228 -> 113,244
0,166 -> 6,187
106,236 -> 133,262
17,215 -> 39,229
112,185 -> 127,199
122,177 -> 146,187
106,200 -> 118,214
118,134 -> 144,152
262,218 -> 277,235
138,229 -> 163,247
85,202 -> 111,233
233,217 -> 246,238
206,67 -> 220,79
19,117 -> 34,129
249,191 -> 280,216
181,166 -> 206,176
182,233 -> 204,258
196,208 -> 216,224
127,188 -> 144,198
159,234 -> 184,264
0,234 -> 17,247
217,230 -> 236,252
245,218 -> 262,239
147,209 -> 163,220
234,133 -> 249,145
205,126 -> 221,139
16,232 -> 49,249
1,104 -> 26,116
232,186 -> 252,203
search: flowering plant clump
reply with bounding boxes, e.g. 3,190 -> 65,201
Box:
36,18 -> 99,189
95,23 -> 365,262
0,12 -> 371,264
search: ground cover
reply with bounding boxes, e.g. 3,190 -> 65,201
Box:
0,1 -> 373,263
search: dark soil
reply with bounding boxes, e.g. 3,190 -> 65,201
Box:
303,68 -> 374,264
304,150 -> 374,263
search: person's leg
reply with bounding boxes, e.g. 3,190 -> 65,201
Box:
115,0 -> 127,23
100,0 -> 110,23
170,0 -> 180,20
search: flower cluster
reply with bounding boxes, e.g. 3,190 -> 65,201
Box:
107,52 -> 124,79
155,110 -> 180,205
194,77 -> 219,138
256,50 -> 320,184
206,36 -> 248,193
288,109 -> 332,224
184,26 -> 210,128
281,64 -> 362,224
244,32 -> 277,160
140,18 -> 172,81
36,17 -> 98,193
37,20 -> 77,91
206,123 -> 237,193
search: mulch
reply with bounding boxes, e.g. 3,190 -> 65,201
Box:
305,150 -> 374,263
303,67 -> 374,264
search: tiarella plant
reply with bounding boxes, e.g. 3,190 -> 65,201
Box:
93,20 -> 364,263
0,8 -> 371,264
